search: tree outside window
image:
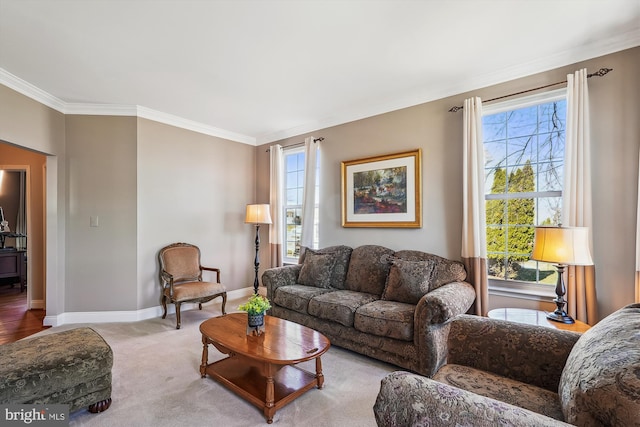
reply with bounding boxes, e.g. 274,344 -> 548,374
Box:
484,97 -> 566,286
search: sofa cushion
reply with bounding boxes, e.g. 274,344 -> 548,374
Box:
354,300 -> 414,341
308,290 -> 378,327
559,303 -> 640,426
300,245 -> 353,289
297,249 -> 337,288
382,258 -> 436,304
433,364 -> 564,421
273,285 -> 335,315
344,245 -> 395,295
394,250 -> 467,290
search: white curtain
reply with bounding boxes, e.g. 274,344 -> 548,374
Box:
635,150 -> 640,303
269,144 -> 284,267
461,97 -> 489,316
300,137 -> 319,249
563,68 -> 597,324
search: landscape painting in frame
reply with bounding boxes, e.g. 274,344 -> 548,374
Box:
341,149 -> 422,228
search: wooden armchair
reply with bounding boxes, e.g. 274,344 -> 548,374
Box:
158,243 -> 227,329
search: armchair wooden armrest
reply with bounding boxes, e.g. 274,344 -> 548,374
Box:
200,266 -> 221,282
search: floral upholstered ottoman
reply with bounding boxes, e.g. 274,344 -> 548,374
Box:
0,327 -> 113,413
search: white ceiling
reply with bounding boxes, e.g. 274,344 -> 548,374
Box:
1,0 -> 639,145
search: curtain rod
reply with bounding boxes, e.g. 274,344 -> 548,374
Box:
265,137 -> 324,152
448,68 -> 612,113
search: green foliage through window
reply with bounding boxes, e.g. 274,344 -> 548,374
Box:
484,97 -> 565,284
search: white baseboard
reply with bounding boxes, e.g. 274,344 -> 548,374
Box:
43,287 -> 255,327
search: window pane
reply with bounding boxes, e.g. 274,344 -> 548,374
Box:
535,196 -> 562,226
507,106 -> 538,138
483,112 -> 506,142
485,140 -> 507,169
483,98 -> 566,286
283,149 -> 320,259
506,136 -> 536,166
536,162 -> 563,192
286,188 -> 297,205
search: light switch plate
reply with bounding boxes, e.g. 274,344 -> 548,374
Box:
90,216 -> 99,227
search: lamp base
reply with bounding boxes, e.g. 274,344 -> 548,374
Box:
546,310 -> 575,324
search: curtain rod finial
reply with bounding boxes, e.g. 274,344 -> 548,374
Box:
588,68 -> 613,78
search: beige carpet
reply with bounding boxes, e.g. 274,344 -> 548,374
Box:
34,295 -> 397,427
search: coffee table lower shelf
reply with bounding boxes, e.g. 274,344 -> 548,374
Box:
203,355 -> 322,423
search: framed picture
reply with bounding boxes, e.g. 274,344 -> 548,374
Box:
341,149 -> 422,228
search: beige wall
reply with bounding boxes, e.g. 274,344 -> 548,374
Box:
136,118 -> 256,310
257,47 -> 640,320
64,115 -> 138,311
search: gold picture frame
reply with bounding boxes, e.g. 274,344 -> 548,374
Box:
341,149 -> 422,228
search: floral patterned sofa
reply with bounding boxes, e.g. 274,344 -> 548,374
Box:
374,303 -> 640,426
262,244 -> 476,376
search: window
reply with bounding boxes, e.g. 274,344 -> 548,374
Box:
283,147 -> 319,263
483,91 -> 566,289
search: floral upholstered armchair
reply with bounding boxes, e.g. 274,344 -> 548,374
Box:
374,303 -> 640,427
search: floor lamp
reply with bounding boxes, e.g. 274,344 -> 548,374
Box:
245,204 -> 272,295
530,226 -> 593,324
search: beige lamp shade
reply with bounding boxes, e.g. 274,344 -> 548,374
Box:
245,204 -> 272,225
531,226 -> 593,265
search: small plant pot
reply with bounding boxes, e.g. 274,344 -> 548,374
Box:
247,313 -> 265,327
247,313 -> 266,336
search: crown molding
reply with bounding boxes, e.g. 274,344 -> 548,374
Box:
135,106 -> 255,145
3,26 -> 639,148
0,68 -> 67,112
0,68 -> 256,145
256,29 -> 640,145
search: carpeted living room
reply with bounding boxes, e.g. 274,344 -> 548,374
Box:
1,1 -> 639,426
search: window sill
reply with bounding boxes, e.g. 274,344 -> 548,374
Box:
488,280 -> 556,302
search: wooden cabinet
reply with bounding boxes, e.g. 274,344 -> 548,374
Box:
0,250 -> 26,291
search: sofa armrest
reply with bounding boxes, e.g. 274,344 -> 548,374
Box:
262,264 -> 302,301
416,281 -> 476,325
447,314 -> 581,391
413,281 -> 476,377
373,371 -> 571,427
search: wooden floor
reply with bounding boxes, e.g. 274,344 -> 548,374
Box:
0,284 -> 48,345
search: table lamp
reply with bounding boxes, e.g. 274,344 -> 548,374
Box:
530,226 -> 593,324
245,204 -> 272,295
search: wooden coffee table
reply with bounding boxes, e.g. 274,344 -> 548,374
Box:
199,313 -> 330,423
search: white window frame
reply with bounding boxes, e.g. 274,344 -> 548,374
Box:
483,88 -> 566,299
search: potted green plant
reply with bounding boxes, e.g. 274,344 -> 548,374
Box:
238,294 -> 272,330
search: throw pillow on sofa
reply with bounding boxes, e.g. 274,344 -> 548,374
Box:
298,249 -> 337,289
299,245 -> 352,289
382,258 -> 436,304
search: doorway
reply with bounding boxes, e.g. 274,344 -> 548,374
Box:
0,143 -> 48,342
